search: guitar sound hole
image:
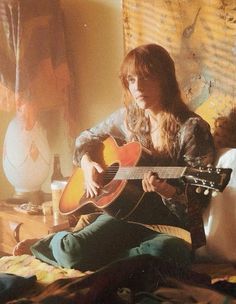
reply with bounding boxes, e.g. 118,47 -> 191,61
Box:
103,163 -> 119,185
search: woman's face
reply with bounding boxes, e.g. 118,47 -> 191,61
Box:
127,73 -> 163,112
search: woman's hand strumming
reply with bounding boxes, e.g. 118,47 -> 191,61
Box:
80,153 -> 104,198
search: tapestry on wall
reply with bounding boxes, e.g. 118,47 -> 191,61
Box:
0,0 -> 76,134
123,0 -> 236,130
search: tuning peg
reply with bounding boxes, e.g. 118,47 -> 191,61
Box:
204,189 -> 209,195
195,187 -> 202,193
207,166 -> 213,172
212,191 -> 218,197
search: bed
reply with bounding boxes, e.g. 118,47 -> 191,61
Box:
0,253 -> 236,303
0,148 -> 236,303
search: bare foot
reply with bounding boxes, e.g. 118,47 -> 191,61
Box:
13,239 -> 40,256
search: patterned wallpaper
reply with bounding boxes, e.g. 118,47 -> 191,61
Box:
123,0 -> 236,128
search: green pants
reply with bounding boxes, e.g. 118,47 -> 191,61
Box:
31,214 -> 192,271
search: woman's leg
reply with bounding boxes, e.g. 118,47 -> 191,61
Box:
123,233 -> 192,267
31,214 -> 155,271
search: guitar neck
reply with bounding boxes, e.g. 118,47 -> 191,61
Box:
115,166 -> 187,180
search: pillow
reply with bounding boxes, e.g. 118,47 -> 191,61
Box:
196,148 -> 236,263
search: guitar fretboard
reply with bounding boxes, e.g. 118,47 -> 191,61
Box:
114,166 -> 187,180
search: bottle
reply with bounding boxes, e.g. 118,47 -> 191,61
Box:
51,154 -> 64,182
50,154 -> 67,220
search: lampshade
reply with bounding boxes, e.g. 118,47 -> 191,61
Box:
3,113 -> 51,193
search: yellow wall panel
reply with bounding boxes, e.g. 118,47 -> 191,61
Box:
123,0 -> 236,127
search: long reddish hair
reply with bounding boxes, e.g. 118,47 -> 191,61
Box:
119,44 -> 193,155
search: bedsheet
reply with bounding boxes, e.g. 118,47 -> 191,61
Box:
0,254 -> 235,303
1,254 -> 235,286
0,254 -> 85,285
0,254 -> 86,302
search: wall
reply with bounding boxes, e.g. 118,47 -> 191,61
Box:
123,0 -> 236,127
0,0 -> 123,200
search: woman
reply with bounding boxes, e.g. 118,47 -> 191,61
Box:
14,44 -> 215,271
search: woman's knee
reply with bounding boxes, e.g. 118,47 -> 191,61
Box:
129,234 -> 192,267
51,233 -> 84,269
50,226 -> 114,271
160,236 -> 192,266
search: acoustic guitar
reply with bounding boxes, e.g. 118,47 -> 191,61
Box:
59,136 -> 232,219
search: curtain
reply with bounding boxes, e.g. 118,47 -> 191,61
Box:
0,0 -> 73,129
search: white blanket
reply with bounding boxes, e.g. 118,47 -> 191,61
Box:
197,148 -> 236,263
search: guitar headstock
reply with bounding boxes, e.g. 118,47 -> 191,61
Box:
184,166 -> 232,192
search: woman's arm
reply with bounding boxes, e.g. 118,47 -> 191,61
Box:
73,107 -> 128,167
73,107 -> 129,197
160,116 -> 216,220
180,116 -> 216,168
142,117 -> 215,203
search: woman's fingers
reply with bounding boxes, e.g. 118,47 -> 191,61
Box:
85,180 -> 100,198
142,171 -> 173,198
142,171 -> 176,198
142,171 -> 160,192
83,161 -> 104,198
80,153 -> 107,197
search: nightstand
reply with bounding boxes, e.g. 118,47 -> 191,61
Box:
0,201 -> 70,255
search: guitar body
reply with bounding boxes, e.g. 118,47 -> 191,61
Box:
60,136 -> 232,219
59,136 -> 145,219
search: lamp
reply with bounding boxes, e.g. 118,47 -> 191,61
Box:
3,105 -> 51,204
0,0 -> 73,205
